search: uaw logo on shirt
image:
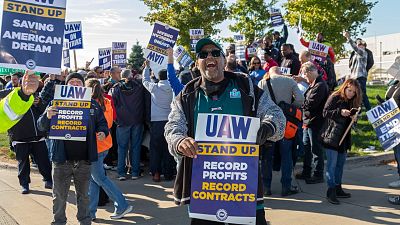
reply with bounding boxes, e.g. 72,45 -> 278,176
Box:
230,88 -> 241,99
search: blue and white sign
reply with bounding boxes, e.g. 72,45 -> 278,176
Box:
63,49 -> 70,68
233,35 -> 244,42
144,21 -> 179,76
174,46 -> 194,68
99,47 -> 111,70
190,29 -> 204,52
112,42 -> 127,68
64,21 -> 83,50
367,98 -> 400,151
235,45 -> 246,61
270,8 -> 284,27
0,0 -> 67,73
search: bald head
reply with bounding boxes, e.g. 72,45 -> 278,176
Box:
299,50 -> 311,64
269,66 -> 282,76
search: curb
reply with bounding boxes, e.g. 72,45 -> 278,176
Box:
0,151 -> 395,174
293,151 -> 395,172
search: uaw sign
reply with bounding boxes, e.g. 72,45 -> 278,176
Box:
367,98 -> 400,151
144,21 -> 179,77
63,49 -> 70,68
174,45 -> 194,68
189,113 -> 260,225
64,21 -> 83,49
270,8 -> 284,27
0,0 -> 67,73
190,29 -> 204,52
112,42 -> 127,68
99,47 -> 111,70
308,41 -> 329,62
49,85 -> 92,141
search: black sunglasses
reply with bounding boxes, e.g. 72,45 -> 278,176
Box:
197,50 -> 222,59
253,62 -> 261,64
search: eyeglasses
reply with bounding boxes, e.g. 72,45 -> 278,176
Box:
253,62 -> 261,65
197,50 -> 222,59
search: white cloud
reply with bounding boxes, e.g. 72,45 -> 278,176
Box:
82,9 -> 124,27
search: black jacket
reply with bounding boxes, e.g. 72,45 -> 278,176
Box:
320,94 -> 352,152
303,76 -> 329,128
280,53 -> 301,76
8,96 -> 47,142
112,78 -> 145,127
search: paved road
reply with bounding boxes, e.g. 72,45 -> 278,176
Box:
0,162 -> 399,225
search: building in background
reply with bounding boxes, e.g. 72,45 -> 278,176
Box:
335,32 -> 400,83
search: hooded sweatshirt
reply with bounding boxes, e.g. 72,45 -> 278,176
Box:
142,67 -> 173,121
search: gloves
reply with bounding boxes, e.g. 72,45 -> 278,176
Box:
256,122 -> 275,145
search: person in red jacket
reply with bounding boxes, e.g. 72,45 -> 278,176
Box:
300,33 -> 336,63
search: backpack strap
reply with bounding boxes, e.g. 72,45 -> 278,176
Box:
266,79 -> 276,104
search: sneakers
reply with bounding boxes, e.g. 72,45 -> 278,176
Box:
388,195 -> 400,205
305,176 -> 324,184
131,176 -> 140,180
388,180 -> 400,188
21,185 -> 29,194
44,181 -> 53,189
110,205 -> 133,219
104,164 -> 113,170
117,176 -> 126,181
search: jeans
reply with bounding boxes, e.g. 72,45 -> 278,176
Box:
14,141 -> 52,186
394,144 -> 400,177
261,139 -> 293,190
293,125 -> 304,167
116,124 -> 144,177
52,161 -> 92,225
303,127 -> 324,177
325,149 -> 346,188
356,77 -> 371,111
150,121 -> 176,177
45,138 -> 52,161
89,150 -> 129,218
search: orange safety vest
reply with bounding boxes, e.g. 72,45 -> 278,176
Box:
97,98 -> 113,153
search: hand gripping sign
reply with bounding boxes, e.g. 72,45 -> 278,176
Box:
189,113 -> 260,224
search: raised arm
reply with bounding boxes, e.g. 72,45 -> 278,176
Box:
166,48 -> 184,95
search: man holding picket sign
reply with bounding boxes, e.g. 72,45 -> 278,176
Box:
165,38 -> 285,224
38,73 -> 109,225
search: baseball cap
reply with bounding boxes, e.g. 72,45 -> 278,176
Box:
195,37 -> 224,54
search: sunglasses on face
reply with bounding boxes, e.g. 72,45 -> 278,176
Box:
253,62 -> 261,65
197,50 -> 222,59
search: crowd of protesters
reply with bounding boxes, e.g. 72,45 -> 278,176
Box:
1,24 -> 400,225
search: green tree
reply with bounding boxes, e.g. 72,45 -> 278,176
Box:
283,0 -> 376,57
228,0 -> 277,45
141,0 -> 228,52
128,41 -> 145,71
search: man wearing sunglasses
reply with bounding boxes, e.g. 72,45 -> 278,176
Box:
165,38 -> 286,225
